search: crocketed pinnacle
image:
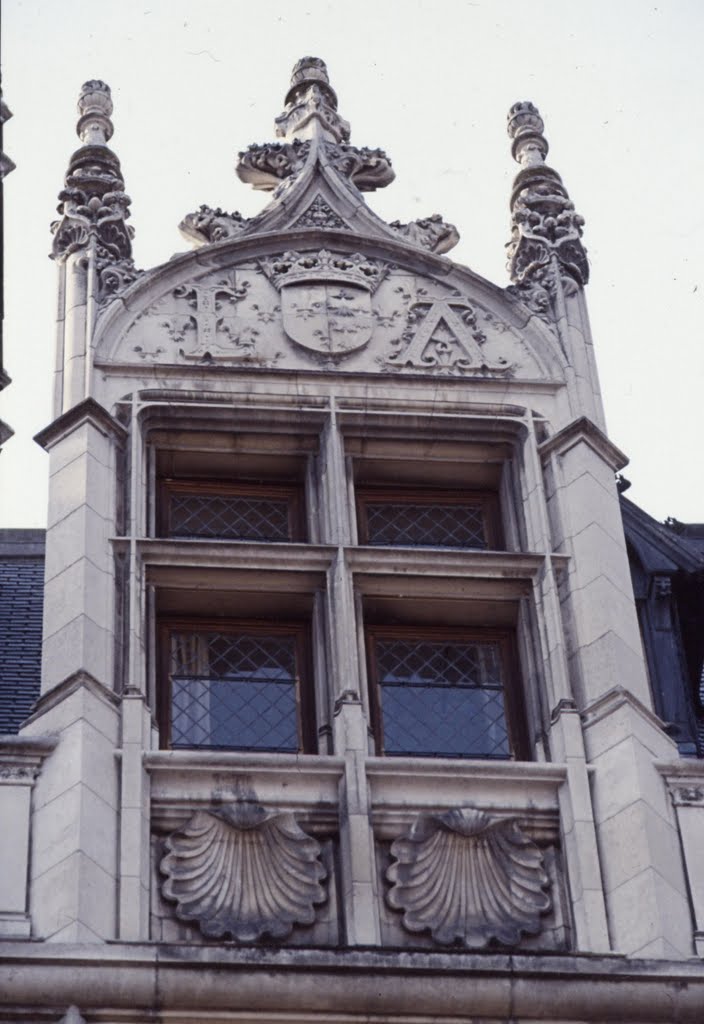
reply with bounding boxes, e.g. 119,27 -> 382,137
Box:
506,100 -> 588,294
51,81 -> 134,264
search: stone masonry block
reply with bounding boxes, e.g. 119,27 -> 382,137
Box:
571,632 -> 652,715
590,734 -> 673,826
48,450 -> 114,528
606,867 -> 692,957
41,615 -> 114,692
567,574 -> 644,666
597,799 -> 686,898
32,717 -> 118,812
42,557 -> 113,639
31,783 -> 118,881
31,850 -> 116,941
568,521 -> 634,599
44,504 -> 112,584
558,470 -> 624,547
48,420 -> 113,478
0,784 -> 32,914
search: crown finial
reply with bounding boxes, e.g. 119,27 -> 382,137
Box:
506,100 -> 588,311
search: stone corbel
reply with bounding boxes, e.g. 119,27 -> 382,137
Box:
0,735 -> 58,938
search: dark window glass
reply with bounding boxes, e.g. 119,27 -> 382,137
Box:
371,635 -> 511,759
167,629 -> 302,751
160,482 -> 304,542
357,490 -> 499,550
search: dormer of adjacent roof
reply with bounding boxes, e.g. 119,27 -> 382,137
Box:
49,59 -> 605,431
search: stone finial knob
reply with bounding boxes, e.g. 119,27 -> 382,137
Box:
76,80 -> 113,144
285,56 -> 338,108
507,101 -> 548,166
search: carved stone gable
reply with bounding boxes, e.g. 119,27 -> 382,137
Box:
292,194 -> 349,230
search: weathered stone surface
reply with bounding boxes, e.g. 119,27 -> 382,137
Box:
386,807 -> 551,947
160,800 -> 327,941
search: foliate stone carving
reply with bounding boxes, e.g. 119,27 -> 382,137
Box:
261,249 -> 387,357
292,194 -> 349,230
158,278 -> 258,363
160,801 -> 327,941
386,808 -> 551,947
505,101 -> 588,312
237,140 -> 311,191
324,143 -> 395,192
389,214 -> 459,255
672,786 -> 704,807
275,57 -> 350,143
387,296 -> 512,375
179,205 -> 249,247
51,82 -> 134,266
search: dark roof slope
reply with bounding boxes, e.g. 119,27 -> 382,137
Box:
0,529 -> 45,733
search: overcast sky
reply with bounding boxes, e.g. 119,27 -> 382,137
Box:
2,0 -> 703,527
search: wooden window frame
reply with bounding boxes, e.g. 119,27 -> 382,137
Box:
355,487 -> 503,550
158,479 -> 307,542
158,617 -> 315,753
365,624 -> 528,760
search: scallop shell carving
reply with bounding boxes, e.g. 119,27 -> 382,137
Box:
386,807 -> 551,947
160,801 -> 327,941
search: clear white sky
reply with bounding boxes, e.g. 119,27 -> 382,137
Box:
2,0 -> 703,526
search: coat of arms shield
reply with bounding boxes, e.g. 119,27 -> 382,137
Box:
281,282 -> 373,355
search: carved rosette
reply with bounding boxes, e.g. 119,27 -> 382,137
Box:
160,801 -> 327,941
386,808 -> 551,947
506,101 -> 588,316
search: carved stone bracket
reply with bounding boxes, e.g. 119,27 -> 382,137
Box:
179,205 -> 250,247
160,800 -> 327,941
505,101 -> 588,315
237,140 -> 311,191
386,807 -> 551,947
389,214 -> 459,255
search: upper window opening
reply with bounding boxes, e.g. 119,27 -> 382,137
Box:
161,480 -> 305,542
356,488 -> 500,550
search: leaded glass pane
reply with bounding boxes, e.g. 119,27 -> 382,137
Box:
365,501 -> 487,549
169,631 -> 298,751
376,637 -> 510,758
169,492 -> 291,541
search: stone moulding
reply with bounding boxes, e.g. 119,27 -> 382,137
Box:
386,807 -> 551,947
160,800 -> 327,941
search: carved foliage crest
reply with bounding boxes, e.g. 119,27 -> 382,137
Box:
386,807 -> 551,947
160,801 -> 327,941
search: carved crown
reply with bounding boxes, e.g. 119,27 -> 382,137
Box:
260,249 -> 386,292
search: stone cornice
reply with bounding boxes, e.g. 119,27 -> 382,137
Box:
34,396 -> 128,453
1,943 -> 703,1021
0,735 -> 58,783
580,685 -> 670,738
538,415 -> 628,472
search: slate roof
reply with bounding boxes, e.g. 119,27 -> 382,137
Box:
0,529 -> 45,733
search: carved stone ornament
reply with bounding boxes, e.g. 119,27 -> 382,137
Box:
389,214 -> 460,255
388,295 -> 512,375
51,81 -> 143,303
179,205 -> 250,247
292,194 -> 349,230
160,801 -> 327,942
261,249 -> 387,356
505,101 -> 588,317
157,277 -> 267,364
386,807 -> 551,947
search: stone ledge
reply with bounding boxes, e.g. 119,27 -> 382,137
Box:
538,415 -> 628,472
34,398 -> 128,453
1,943 -> 704,1021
